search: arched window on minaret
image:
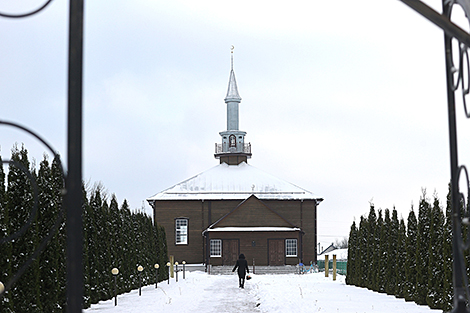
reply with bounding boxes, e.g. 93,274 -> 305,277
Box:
229,134 -> 236,147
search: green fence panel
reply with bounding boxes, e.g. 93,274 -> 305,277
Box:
317,260 -> 347,275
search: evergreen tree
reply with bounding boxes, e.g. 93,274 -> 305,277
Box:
395,216 -> 407,298
354,216 -> 367,287
145,214 -> 157,284
463,193 -> 470,293
82,184 -> 92,308
0,152 -> 14,312
131,210 -> 144,288
0,152 -> 4,210
359,214 -> 370,287
0,153 -> 5,236
373,209 -> 384,292
158,225 -> 169,281
385,208 -> 398,295
88,187 -> 113,302
7,145 -> 41,312
346,220 -> 358,285
119,200 -> 135,293
108,195 -> 123,295
144,213 -> 157,284
51,156 -> 66,311
1,145 -> 169,310
29,166 -> 42,313
366,205 -> 377,289
98,199 -> 112,300
135,212 -> 146,285
442,184 -> 453,312
109,195 -> 122,268
426,195 -> 444,309
37,156 -> 59,312
152,221 -> 162,282
155,223 -> 168,282
415,191 -> 431,305
86,189 -> 102,304
404,207 -> 418,301
377,209 -> 390,293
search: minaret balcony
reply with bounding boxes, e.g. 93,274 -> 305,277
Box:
215,142 -> 251,165
215,142 -> 251,155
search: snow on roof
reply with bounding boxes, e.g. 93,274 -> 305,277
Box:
147,162 -> 322,201
206,227 -> 301,232
318,248 -> 348,261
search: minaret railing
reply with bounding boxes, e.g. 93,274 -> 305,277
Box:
215,143 -> 251,155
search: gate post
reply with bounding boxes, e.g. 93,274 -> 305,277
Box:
66,0 -> 84,311
253,258 -> 255,274
333,255 -> 337,281
325,255 -> 329,277
170,255 -> 174,278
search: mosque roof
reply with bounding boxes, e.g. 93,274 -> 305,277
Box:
146,162 -> 322,202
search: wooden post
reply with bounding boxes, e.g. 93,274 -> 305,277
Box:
325,255 -> 329,277
170,255 -> 174,278
333,254 -> 337,281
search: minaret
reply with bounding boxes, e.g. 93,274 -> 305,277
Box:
215,46 -> 251,165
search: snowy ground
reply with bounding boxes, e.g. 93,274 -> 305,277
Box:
84,271 -> 442,313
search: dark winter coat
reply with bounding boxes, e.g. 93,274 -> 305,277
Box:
232,254 -> 249,278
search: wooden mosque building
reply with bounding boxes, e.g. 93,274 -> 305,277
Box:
147,53 -> 323,267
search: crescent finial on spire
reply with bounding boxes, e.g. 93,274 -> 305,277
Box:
230,45 -> 234,70
226,45 -> 241,101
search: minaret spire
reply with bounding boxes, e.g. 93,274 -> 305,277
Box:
225,46 -> 241,103
214,46 -> 251,165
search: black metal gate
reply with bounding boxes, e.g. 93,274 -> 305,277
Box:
399,1 -> 470,312
2,1 -> 470,312
0,1 -> 84,312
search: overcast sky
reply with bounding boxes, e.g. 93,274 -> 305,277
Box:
1,0 -> 470,249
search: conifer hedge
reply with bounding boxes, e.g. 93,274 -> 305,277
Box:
0,145 -> 168,312
346,188 -> 457,311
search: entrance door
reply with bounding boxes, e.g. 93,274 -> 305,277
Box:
268,239 -> 284,265
223,239 -> 239,265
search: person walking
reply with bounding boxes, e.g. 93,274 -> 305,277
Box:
232,253 -> 249,288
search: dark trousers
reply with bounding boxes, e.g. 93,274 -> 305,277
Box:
239,276 -> 245,288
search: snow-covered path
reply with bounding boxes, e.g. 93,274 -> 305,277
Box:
85,272 -> 261,313
84,272 -> 442,313
191,275 -> 259,312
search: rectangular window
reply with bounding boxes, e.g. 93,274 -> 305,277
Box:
175,218 -> 188,245
286,239 -> 297,257
210,239 -> 222,257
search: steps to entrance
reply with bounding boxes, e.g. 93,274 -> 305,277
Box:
209,265 -> 298,275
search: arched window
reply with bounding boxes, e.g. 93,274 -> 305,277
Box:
229,135 -> 236,147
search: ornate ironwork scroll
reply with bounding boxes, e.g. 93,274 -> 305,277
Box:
399,1 -> 470,312
0,0 -> 54,18
0,0 -> 84,312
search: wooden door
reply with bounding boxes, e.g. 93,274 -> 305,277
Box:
268,239 -> 284,265
223,239 -> 239,265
